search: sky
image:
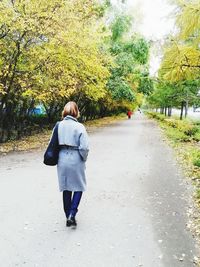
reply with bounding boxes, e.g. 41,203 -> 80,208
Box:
133,0 -> 175,76
132,0 -> 175,39
111,0 -> 176,76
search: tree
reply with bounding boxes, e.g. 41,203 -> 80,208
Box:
0,0 -> 112,140
0,0 -> 151,142
107,15 -> 150,105
138,71 -> 154,96
147,79 -> 200,119
159,0 -> 200,81
152,0 -> 200,119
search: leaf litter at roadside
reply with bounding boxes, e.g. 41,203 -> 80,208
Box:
0,115 -> 125,155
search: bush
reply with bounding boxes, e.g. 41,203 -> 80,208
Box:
165,119 -> 178,128
165,127 -> 191,142
146,112 -> 165,121
184,126 -> 199,136
29,114 -> 49,125
147,111 -> 200,141
193,131 -> 200,142
192,150 -> 200,167
165,119 -> 199,136
177,122 -> 199,136
196,189 -> 200,200
193,158 -> 200,167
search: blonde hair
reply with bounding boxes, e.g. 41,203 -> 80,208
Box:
62,101 -> 79,119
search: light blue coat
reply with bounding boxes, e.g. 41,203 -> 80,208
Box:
56,116 -> 89,192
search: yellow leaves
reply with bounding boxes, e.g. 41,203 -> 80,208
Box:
22,89 -> 36,98
0,83 -> 6,95
59,88 -> 75,98
0,115 -> 125,154
0,2 -> 15,27
159,0 -> 200,82
135,93 -> 144,106
176,0 -> 200,42
160,43 -> 200,81
0,0 -> 113,111
0,128 -> 52,153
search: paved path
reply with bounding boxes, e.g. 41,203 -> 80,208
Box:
0,113 -> 198,267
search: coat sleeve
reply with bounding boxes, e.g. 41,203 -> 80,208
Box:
78,126 -> 89,161
49,122 -> 59,145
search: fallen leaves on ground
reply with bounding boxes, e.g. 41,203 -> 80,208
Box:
0,115 -> 125,155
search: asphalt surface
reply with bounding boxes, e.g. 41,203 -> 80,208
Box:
0,113 -> 199,267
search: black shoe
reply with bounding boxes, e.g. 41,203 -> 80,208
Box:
66,215 -> 77,227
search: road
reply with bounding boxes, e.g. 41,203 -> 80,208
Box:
0,113 -> 199,267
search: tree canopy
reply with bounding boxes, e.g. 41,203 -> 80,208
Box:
147,0 -> 200,119
159,0 -> 200,81
0,0 -> 151,142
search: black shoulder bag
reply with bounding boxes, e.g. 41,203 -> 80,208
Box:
43,122 -> 60,166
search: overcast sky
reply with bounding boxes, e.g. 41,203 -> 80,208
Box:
134,0 -> 174,39
110,0 -> 176,75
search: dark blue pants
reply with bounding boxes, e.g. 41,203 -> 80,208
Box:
63,190 -> 82,218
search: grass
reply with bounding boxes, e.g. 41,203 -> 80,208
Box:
0,114 -> 126,154
197,189 -> 200,202
164,126 -> 190,142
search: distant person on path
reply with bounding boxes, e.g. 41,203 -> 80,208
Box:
57,101 -> 89,227
127,110 -> 132,119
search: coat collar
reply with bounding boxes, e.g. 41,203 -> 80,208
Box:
64,115 -> 78,122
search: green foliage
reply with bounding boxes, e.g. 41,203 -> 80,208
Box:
110,42 -> 123,55
111,15 -> 132,41
147,112 -> 165,121
191,149 -> 200,168
165,119 -> 199,136
124,38 -> 149,64
147,79 -> 200,118
107,77 -> 135,101
193,158 -> 200,168
113,52 -> 135,76
108,14 -> 150,103
193,131 -> 200,142
94,0 -> 111,17
165,127 -> 190,142
147,81 -> 175,108
147,112 -> 200,142
138,73 -> 154,95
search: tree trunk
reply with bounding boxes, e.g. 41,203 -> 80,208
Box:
185,101 -> 188,118
164,107 -> 167,116
169,107 -> 172,117
167,107 -> 171,117
180,102 -> 184,120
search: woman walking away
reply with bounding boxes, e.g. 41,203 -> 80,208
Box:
57,101 -> 89,227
